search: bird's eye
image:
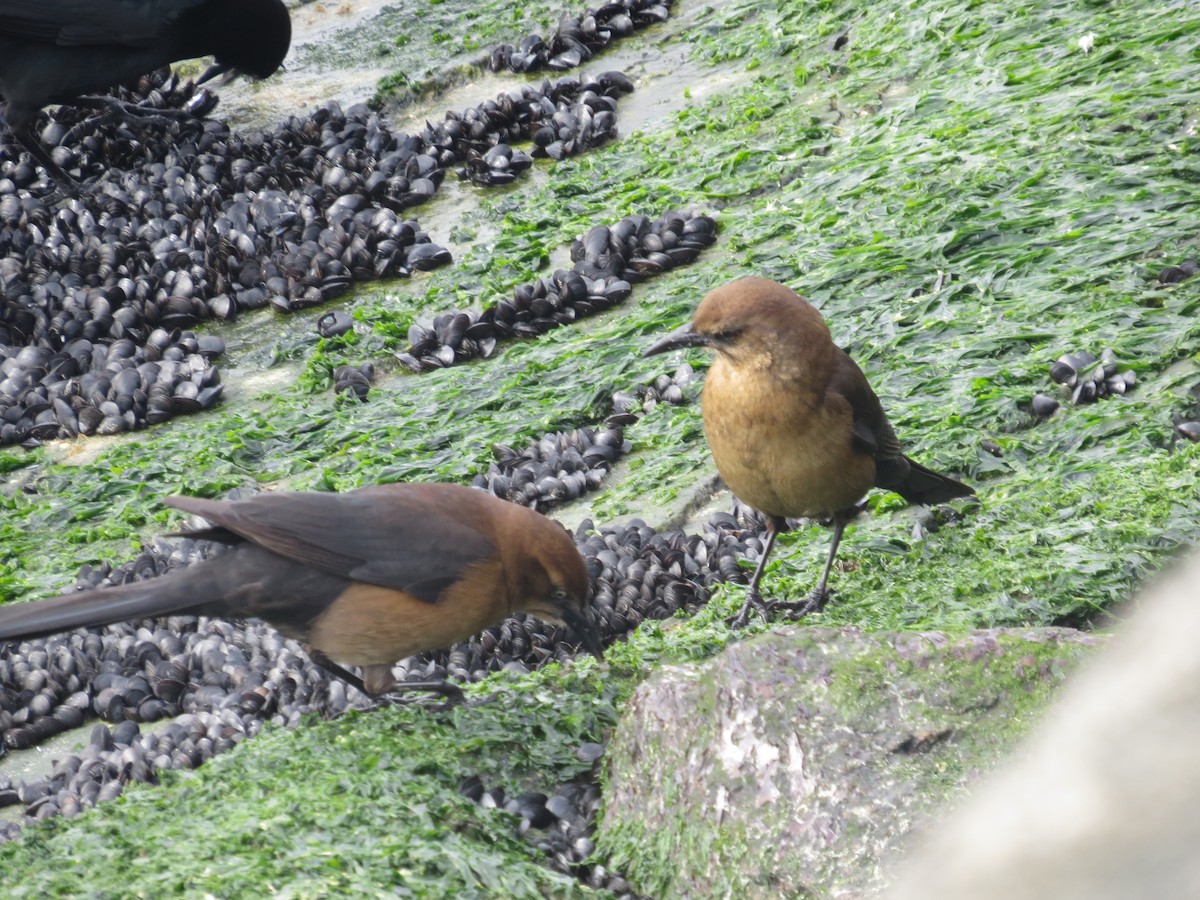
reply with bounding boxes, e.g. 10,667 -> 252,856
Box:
550,589 -> 570,605
712,327 -> 744,344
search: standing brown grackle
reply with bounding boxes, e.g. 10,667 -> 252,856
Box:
646,276 -> 974,625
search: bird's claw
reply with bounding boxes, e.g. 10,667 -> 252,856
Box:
378,681 -> 465,711
726,586 -> 829,628
766,587 -> 830,619
726,591 -> 769,628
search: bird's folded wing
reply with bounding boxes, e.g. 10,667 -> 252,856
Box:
0,1 -> 165,47
166,486 -> 498,604
825,349 -> 910,486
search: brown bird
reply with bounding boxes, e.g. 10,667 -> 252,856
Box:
645,276 -> 975,626
0,483 -> 602,698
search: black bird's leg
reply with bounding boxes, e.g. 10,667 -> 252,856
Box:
768,502 -> 866,618
727,516 -> 783,628
307,649 -> 372,696
11,126 -> 78,188
56,96 -> 207,150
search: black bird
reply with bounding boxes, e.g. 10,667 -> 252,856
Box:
0,0 -> 292,184
0,483 -> 603,699
646,277 -> 975,626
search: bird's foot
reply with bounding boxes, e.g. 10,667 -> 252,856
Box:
726,590 -> 770,628
76,96 -> 205,127
57,99 -> 204,153
766,586 -> 830,620
378,679 -> 465,711
41,182 -> 78,207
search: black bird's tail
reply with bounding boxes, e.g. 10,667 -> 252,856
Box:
0,578 -> 205,644
892,457 -> 975,506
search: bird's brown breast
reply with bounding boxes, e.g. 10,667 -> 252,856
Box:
702,357 -> 875,518
305,559 -> 510,667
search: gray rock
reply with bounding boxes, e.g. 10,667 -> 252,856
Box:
599,626 -> 1098,898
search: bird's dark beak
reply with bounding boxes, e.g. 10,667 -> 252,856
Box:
197,63 -> 242,86
560,605 -> 604,660
644,322 -> 710,357
197,63 -> 228,85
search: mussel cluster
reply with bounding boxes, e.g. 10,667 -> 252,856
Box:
489,0 -> 673,74
0,612 -> 365,840
474,426 -> 630,509
332,363 -> 375,401
471,364 -> 695,508
458,774 -> 645,898
397,210 -> 717,372
453,70 -> 632,182
1042,348 -> 1136,412
1175,382 -> 1200,443
0,328 -> 224,442
1,59 -> 639,445
612,363 -> 697,414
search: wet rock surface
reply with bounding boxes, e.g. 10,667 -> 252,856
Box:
886,554 -> 1200,900
599,626 -> 1099,898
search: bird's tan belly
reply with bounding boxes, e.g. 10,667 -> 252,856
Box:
704,397 -> 874,519
306,579 -> 503,667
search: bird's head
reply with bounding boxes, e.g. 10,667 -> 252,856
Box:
512,519 -> 604,660
193,0 -> 292,84
644,276 -> 831,368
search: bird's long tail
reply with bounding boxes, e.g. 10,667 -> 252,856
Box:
0,577 -> 205,643
893,457 -> 976,506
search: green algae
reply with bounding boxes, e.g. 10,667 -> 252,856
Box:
2,0 -> 1199,892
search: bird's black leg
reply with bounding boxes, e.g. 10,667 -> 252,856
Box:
306,650 -> 372,696
56,96 -> 204,151
12,127 -> 78,189
767,502 -> 864,618
727,517 -> 781,628
782,517 -> 847,616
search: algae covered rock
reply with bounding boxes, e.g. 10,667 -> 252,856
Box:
599,626 -> 1097,898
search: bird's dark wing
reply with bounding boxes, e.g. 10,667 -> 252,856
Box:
826,349 -> 910,486
165,485 -> 498,604
828,348 -> 975,505
0,0 -> 180,47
